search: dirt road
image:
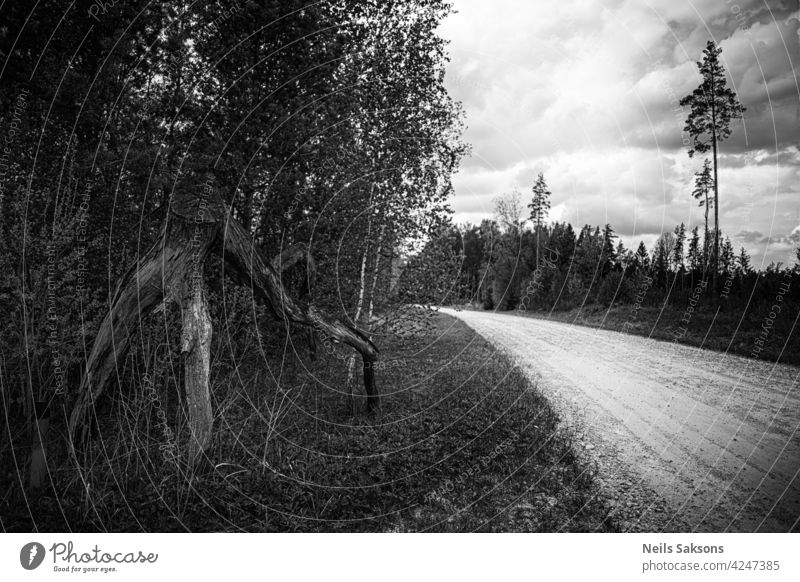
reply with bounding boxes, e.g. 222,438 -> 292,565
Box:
440,308 -> 800,532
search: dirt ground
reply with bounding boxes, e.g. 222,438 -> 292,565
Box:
440,308 -> 800,532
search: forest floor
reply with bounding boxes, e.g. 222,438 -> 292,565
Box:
1,312 -> 616,532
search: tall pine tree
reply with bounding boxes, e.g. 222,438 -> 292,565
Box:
528,172 -> 551,268
680,41 -> 745,289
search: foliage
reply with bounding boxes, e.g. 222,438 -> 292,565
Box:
0,0 -> 466,516
528,172 -> 551,228
680,40 -> 745,281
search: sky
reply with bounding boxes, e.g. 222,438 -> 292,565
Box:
438,0 -> 800,267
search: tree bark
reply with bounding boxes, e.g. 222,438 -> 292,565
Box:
221,218 -> 380,409
346,240 -> 371,401
182,280 -> 213,466
272,242 -> 317,357
68,212 -> 218,460
366,226 -> 386,331
346,187 -> 375,398
712,131 -> 719,292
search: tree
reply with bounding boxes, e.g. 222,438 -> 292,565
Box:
69,190 -> 381,464
20,1 -> 465,465
692,159 -> 714,271
652,232 -> 676,291
600,224 -> 617,275
687,226 -> 702,275
680,40 -> 745,289
527,172 -> 551,227
737,246 -> 752,276
673,223 -> 686,272
489,194 -> 528,310
720,236 -> 736,277
528,172 -> 551,268
397,225 -> 462,305
635,241 -> 650,272
615,239 -> 628,270
494,190 -> 524,233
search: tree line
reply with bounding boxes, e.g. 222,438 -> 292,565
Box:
400,41 -> 799,317
400,207 -> 799,312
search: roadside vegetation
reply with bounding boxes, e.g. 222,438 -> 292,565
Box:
513,302 -> 800,366
2,313 -> 616,532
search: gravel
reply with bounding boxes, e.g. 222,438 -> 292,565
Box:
440,308 -> 800,532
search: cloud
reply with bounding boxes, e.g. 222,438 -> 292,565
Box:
440,0 -> 800,266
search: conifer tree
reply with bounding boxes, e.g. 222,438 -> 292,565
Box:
673,223 -> 686,271
680,41 -> 745,288
635,241 -> 650,272
720,236 -> 736,276
601,224 -> 617,275
687,226 -> 702,274
528,172 -> 551,267
615,240 -> 627,270
737,246 -> 752,276
528,172 -> 551,228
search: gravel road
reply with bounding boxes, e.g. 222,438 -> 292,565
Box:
440,308 -> 800,532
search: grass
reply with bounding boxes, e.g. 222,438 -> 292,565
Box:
500,299 -> 800,366
1,312 -> 617,532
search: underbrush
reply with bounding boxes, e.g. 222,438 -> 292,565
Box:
1,313 -> 616,532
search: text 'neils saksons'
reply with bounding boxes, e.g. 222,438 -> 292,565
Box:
643,543 -> 724,554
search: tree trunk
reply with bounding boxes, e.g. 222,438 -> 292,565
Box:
272,243 -> 318,358
712,136 -> 719,292
366,224 -> 387,331
346,188 -> 375,401
346,242 -> 370,401
68,211 -> 217,460
704,190 -> 709,277
222,218 -> 380,409
182,281 -> 213,467
69,190 -> 381,462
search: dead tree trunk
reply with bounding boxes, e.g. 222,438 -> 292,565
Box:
221,218 -> 380,407
181,277 -> 213,466
69,190 -> 379,463
271,243 -> 318,358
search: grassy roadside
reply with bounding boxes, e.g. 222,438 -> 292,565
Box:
491,302 -> 800,367
2,312 -> 617,532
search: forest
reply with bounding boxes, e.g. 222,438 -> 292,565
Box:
1,0 -> 551,532
401,39 -> 800,365
401,191 -> 800,362
2,2 -> 795,535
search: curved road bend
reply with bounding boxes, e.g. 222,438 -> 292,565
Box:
440,308 -> 800,532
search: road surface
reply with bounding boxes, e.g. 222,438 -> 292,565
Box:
440,308 -> 800,532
